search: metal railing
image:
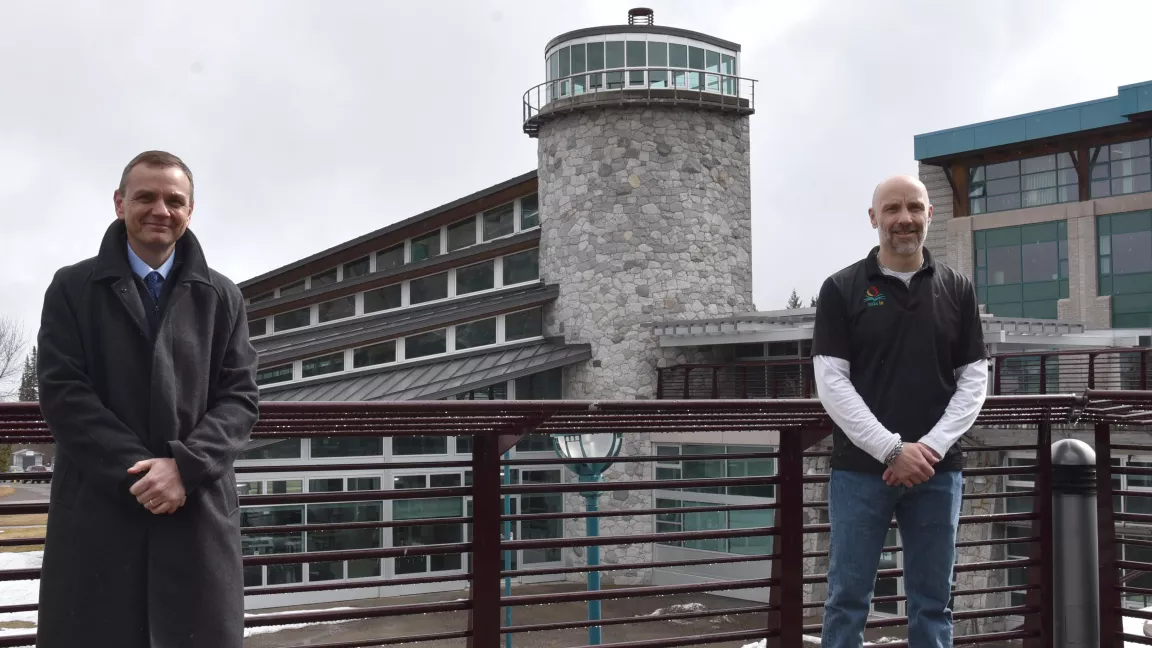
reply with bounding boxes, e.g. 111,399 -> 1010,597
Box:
657,348 -> 1152,399
522,66 -> 757,136
1,393 -> 1150,647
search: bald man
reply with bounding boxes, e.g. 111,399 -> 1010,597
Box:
811,175 -> 988,647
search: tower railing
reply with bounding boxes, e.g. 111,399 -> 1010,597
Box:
522,67 -> 757,136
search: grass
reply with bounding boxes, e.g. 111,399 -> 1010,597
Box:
0,513 -> 47,553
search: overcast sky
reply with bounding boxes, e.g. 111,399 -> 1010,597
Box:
2,0 -> 1152,367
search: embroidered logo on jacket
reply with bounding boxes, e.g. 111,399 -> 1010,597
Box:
864,286 -> 886,307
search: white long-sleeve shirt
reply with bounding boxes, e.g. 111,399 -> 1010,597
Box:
813,355 -> 989,462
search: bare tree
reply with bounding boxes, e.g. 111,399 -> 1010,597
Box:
0,316 -> 28,400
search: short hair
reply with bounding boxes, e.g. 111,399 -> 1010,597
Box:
118,150 -> 195,200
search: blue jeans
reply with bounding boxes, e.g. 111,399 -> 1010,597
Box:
821,468 -> 962,648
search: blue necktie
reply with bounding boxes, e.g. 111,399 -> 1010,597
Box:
144,271 -> 164,302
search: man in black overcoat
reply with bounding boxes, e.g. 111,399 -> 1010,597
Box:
36,150 -> 260,647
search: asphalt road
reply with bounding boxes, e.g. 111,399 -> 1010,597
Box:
1,482 -> 50,503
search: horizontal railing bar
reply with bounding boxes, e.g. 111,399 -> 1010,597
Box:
552,628 -> 775,648
244,542 -> 471,566
801,584 -> 1039,608
503,475 -> 778,494
1111,444 -> 1152,452
242,516 -> 470,535
244,572 -> 470,596
500,451 -> 780,466
502,553 -> 775,579
801,512 -> 1038,535
1118,586 -> 1152,595
502,578 -> 775,607
237,460 -> 474,473
502,502 -> 777,523
503,603 -> 774,634
1117,560 -> 1152,572
802,536 -> 1039,559
245,599 -> 471,627
273,630 -> 473,648
1117,632 -> 1152,647
1121,606 -> 1152,621
804,558 -> 1036,584
502,526 -> 777,551
241,486 -> 473,506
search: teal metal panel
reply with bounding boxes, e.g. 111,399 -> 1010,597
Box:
1023,107 -> 1083,140
913,81 -> 1151,161
914,128 -> 976,160
973,118 -> 1028,150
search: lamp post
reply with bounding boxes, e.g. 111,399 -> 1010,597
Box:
552,432 -> 624,646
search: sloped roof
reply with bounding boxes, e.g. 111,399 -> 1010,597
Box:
259,340 -> 591,402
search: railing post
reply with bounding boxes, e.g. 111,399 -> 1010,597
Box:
1051,439 -> 1100,648
656,368 -> 664,399
1141,350 -> 1148,390
1088,353 -> 1096,390
467,432 -> 503,648
741,365 -> 749,399
1095,423 -> 1122,646
994,356 -> 1003,395
1024,422 -> 1054,648
1040,355 -> 1049,395
682,367 -> 691,399
712,367 -> 719,399
767,428 -> 805,647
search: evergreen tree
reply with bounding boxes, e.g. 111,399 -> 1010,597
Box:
810,296 -> 819,308
18,347 -> 37,402
786,289 -> 803,309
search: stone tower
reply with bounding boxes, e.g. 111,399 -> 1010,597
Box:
523,8 -> 755,401
521,9 -> 757,585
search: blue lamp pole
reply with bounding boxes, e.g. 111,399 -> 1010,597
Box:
553,432 -> 624,646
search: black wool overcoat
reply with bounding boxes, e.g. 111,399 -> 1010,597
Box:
36,220 -> 259,648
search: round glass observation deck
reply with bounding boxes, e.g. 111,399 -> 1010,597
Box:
522,11 -> 755,137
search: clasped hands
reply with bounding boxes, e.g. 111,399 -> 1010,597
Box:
882,442 -> 942,488
128,458 -> 187,515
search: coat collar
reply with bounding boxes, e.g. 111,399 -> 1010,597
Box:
93,220 -> 212,285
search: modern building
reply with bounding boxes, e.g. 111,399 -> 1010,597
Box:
235,8 -> 761,609
234,7 -> 1152,634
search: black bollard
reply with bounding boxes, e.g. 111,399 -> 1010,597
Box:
1051,439 -> 1099,648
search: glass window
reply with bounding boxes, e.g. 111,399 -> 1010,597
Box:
456,261 -> 495,295
456,318 -> 497,350
249,291 -> 274,305
394,436 -> 450,455
520,194 -> 539,229
410,273 -> 449,304
506,307 -> 543,341
412,231 -> 441,262
311,268 -> 338,288
605,41 -> 625,68
1021,241 -> 1058,283
971,153 -> 1078,214
343,257 -> 370,280
516,367 -> 562,400
364,284 -> 401,313
394,475 -> 427,489
705,50 -> 720,91
688,46 -> 705,70
669,44 -> 688,88
987,246 -> 1023,285
353,341 -> 395,368
503,249 -> 539,286
268,480 -> 304,494
406,329 -> 447,359
393,496 -> 464,574
376,244 -> 404,272
273,307 -> 311,331
248,318 -> 267,337
239,439 -> 300,460
558,46 -> 570,77
309,478 -> 343,493
302,352 -> 344,378
280,280 -> 306,297
1113,231 -> 1152,275
648,42 -> 668,88
447,218 -> 477,252
348,477 -> 380,491
586,42 -> 604,70
256,365 -> 293,386
483,204 -> 515,241
310,437 -> 383,458
318,296 -> 355,323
